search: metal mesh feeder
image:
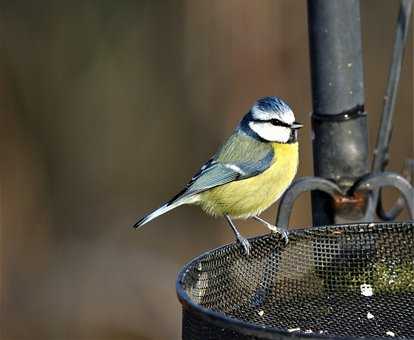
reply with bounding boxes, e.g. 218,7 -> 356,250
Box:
177,222 -> 414,339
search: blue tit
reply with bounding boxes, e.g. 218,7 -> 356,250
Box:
133,96 -> 303,255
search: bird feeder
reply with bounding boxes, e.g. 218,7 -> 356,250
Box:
178,222 -> 414,339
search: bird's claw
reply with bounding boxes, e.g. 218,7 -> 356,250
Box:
280,228 -> 289,245
238,236 -> 251,256
267,224 -> 289,245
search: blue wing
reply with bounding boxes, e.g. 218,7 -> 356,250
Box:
169,132 -> 275,203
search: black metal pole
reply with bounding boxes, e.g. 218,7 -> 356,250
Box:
308,0 -> 369,226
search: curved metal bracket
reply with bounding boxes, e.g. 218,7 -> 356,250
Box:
275,171 -> 413,229
276,177 -> 343,228
353,171 -> 414,220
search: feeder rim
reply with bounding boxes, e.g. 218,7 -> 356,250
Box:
176,221 -> 413,340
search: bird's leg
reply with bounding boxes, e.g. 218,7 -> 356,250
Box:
224,214 -> 251,255
252,216 -> 289,244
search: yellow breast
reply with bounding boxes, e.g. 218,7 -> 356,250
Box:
198,142 -> 299,218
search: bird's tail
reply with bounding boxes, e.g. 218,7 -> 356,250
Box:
133,200 -> 185,229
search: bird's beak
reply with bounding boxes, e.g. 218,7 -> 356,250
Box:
291,122 -> 303,130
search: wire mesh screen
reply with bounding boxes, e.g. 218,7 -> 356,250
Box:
177,222 -> 414,339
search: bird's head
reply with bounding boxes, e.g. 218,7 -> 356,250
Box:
241,96 -> 303,143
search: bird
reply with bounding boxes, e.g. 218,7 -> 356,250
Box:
133,96 -> 303,255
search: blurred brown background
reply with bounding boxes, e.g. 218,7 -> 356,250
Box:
0,1 -> 412,339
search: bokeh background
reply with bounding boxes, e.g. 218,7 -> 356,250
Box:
0,1 -> 412,339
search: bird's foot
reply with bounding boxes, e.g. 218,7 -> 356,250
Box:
237,235 -> 251,256
268,224 -> 289,244
252,216 -> 289,245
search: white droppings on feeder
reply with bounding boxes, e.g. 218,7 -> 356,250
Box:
319,330 -> 325,334
367,312 -> 374,319
258,310 -> 264,316
288,328 -> 300,333
386,331 -> 396,337
360,283 -> 373,296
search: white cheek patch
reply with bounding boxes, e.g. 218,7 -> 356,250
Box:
248,121 -> 291,143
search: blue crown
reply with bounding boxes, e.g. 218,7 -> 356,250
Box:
255,96 -> 291,113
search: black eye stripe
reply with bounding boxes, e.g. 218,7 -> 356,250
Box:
270,119 -> 291,127
251,118 -> 291,128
